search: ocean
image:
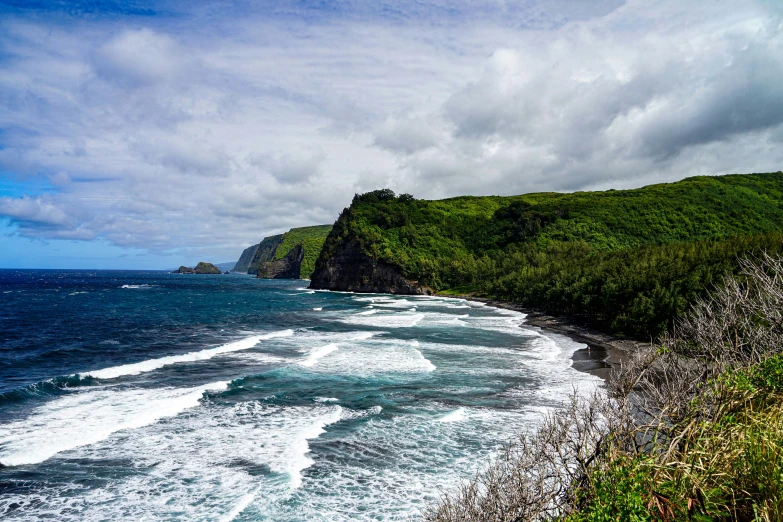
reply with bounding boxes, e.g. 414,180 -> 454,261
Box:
0,270 -> 600,521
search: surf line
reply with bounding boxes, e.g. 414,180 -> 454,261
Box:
80,330 -> 295,380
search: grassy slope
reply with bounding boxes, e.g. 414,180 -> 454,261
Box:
569,352 -> 783,522
317,173 -> 783,337
274,224 -> 333,278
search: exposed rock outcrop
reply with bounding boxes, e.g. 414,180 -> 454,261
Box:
309,241 -> 432,294
174,262 -> 222,274
258,244 -> 304,279
247,234 -> 284,274
232,244 -> 260,273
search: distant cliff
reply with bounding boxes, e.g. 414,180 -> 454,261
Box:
258,244 -> 304,279
247,235 -> 284,274
232,244 -> 259,272
230,225 -> 332,279
309,173 -> 783,338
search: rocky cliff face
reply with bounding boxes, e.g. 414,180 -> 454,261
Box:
247,234 -> 284,274
232,244 -> 259,272
258,244 -> 304,279
309,241 -> 433,294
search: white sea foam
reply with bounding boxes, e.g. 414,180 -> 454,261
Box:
366,298 -> 416,309
1,291 -> 607,521
119,284 -> 155,289
356,310 -> 377,315
341,311 -> 425,328
0,381 -> 228,466
313,307 -> 323,311
258,400 -> 543,521
438,407 -> 466,422
528,335 -> 562,361
83,330 -> 294,379
300,344 -> 339,368
312,339 -> 436,375
219,486 -> 261,522
3,401 -> 345,521
524,331 -> 602,401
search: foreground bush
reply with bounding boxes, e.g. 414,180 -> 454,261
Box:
423,253 -> 783,521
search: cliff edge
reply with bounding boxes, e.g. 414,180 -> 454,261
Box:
309,241 -> 432,294
258,244 -> 305,279
232,244 -> 260,273
230,225 -> 332,279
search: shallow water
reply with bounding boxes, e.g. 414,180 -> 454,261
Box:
0,270 -> 600,521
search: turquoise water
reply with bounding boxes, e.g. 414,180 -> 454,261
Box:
0,270 -> 600,520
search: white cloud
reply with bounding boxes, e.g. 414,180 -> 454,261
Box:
0,0 -> 781,262
94,28 -> 186,86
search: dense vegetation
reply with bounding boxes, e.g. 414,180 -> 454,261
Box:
274,224 -> 333,278
424,254 -> 783,521
317,173 -> 783,338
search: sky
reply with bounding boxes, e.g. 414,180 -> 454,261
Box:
0,0 -> 782,269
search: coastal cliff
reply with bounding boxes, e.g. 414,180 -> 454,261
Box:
309,241 -> 432,294
308,174 -> 783,338
258,244 -> 304,279
231,225 -> 332,279
232,244 -> 259,273
247,234 -> 284,274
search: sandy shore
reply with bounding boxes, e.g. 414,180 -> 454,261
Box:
459,297 -> 651,380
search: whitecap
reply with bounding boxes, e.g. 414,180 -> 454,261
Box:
300,344 -> 339,368
219,485 -> 261,522
438,407 -> 466,423
0,381 -> 228,466
119,284 -> 155,289
82,330 -> 294,379
340,311 -> 425,328
308,339 -> 436,375
8,402 -> 344,520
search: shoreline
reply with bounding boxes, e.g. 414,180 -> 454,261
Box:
457,296 -> 650,380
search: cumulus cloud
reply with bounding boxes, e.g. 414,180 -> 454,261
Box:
379,0 -> 783,196
0,0 -> 781,263
94,28 -> 186,86
0,195 -> 95,240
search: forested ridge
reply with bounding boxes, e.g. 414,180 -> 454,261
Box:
315,172 -> 783,338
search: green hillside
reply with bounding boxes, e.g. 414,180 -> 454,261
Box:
315,172 -> 783,337
274,224 -> 333,278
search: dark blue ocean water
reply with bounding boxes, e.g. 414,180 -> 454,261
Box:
0,270 -> 599,521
